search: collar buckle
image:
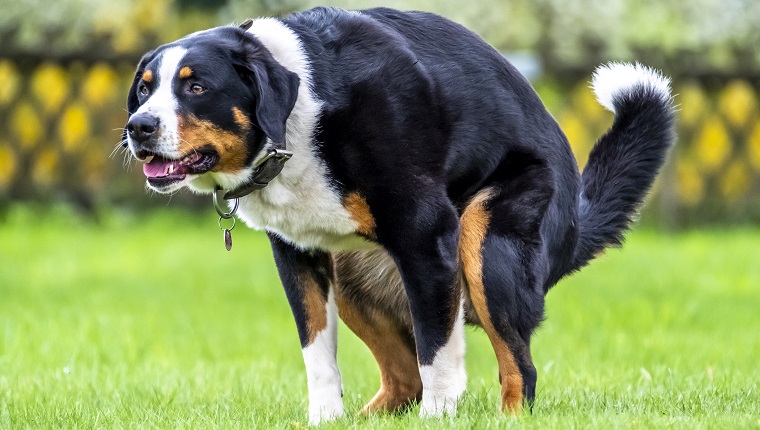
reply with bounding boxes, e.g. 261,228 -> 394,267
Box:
221,148 -> 293,200
254,148 -> 293,168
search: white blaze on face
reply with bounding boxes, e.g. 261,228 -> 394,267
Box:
130,46 -> 187,158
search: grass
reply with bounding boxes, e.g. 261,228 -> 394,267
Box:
1,204 -> 759,429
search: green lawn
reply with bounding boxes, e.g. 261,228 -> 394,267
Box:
1,205 -> 759,429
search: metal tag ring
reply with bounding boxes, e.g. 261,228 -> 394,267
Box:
218,215 -> 236,231
213,186 -> 239,219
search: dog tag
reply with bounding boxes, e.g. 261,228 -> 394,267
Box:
224,229 -> 233,251
216,206 -> 236,253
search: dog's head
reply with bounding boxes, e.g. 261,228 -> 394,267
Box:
125,24 -> 300,194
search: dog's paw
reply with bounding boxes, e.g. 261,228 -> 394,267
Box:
418,363 -> 466,418
419,392 -> 461,417
417,305 -> 467,418
308,398 -> 344,426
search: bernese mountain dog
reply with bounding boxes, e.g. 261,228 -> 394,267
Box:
124,7 -> 675,424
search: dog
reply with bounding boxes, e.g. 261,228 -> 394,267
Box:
123,7 -> 675,424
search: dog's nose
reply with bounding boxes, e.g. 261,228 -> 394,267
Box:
127,114 -> 159,143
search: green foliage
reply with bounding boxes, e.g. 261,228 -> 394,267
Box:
220,0 -> 306,22
306,0 -> 760,74
1,0 -> 759,73
1,207 -> 758,428
0,0 -> 303,58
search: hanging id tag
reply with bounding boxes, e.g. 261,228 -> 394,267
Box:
224,228 -> 233,251
218,216 -> 236,252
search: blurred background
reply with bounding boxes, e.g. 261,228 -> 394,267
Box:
1,2 -> 758,427
1,0 -> 760,225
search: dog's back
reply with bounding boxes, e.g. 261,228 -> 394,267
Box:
285,7 -> 583,284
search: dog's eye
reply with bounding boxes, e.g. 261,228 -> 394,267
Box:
190,84 -> 205,95
139,84 -> 149,96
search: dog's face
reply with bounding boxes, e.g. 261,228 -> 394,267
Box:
125,26 -> 300,194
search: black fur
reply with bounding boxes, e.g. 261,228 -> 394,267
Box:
126,6 -> 675,414
288,7 -> 583,368
285,6 -> 672,403
124,51 -> 155,145
269,233 -> 332,348
572,86 -> 675,271
124,27 -> 298,162
229,29 -> 300,144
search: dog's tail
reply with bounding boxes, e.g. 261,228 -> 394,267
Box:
569,63 -> 676,272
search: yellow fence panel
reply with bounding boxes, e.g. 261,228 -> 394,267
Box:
0,58 -> 758,223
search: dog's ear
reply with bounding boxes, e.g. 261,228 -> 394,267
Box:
124,51 -> 155,145
233,32 -> 300,144
249,59 -> 300,144
239,18 -> 254,30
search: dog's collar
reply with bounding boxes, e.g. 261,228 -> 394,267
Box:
211,145 -> 292,252
221,147 -> 293,200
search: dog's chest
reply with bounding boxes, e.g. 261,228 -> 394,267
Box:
236,173 -> 371,251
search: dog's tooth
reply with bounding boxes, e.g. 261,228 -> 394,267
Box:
168,164 -> 174,174
144,155 -> 154,163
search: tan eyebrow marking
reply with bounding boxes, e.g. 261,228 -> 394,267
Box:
141,70 -> 153,82
179,66 -> 193,79
232,107 -> 250,131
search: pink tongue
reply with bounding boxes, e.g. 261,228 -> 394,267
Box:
143,157 -> 177,178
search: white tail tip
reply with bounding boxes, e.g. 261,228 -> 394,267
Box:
591,62 -> 671,113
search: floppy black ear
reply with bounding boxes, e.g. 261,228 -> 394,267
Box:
250,61 -> 300,144
124,51 -> 154,145
233,32 -> 300,144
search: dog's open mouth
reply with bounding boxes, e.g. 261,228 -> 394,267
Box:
138,149 -> 217,187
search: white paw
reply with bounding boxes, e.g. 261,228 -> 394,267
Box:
418,367 -> 465,417
308,397 -> 344,425
418,300 -> 467,418
419,391 -> 461,417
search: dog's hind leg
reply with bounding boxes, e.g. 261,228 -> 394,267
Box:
334,291 -> 422,415
459,159 -> 552,413
373,191 -> 466,417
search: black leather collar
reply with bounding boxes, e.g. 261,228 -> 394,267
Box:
222,147 -> 293,199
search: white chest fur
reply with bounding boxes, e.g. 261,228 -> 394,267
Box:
233,18 -> 370,252
236,172 -> 370,251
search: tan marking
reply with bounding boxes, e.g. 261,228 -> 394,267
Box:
343,192 -> 376,239
232,107 -> 251,131
302,275 -> 328,344
177,114 -> 248,173
179,66 -> 192,79
460,189 -> 523,414
335,290 -> 421,414
141,70 -> 153,82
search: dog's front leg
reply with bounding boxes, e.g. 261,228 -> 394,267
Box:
268,234 -> 343,425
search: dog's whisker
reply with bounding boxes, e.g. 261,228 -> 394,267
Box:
109,145 -> 122,159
